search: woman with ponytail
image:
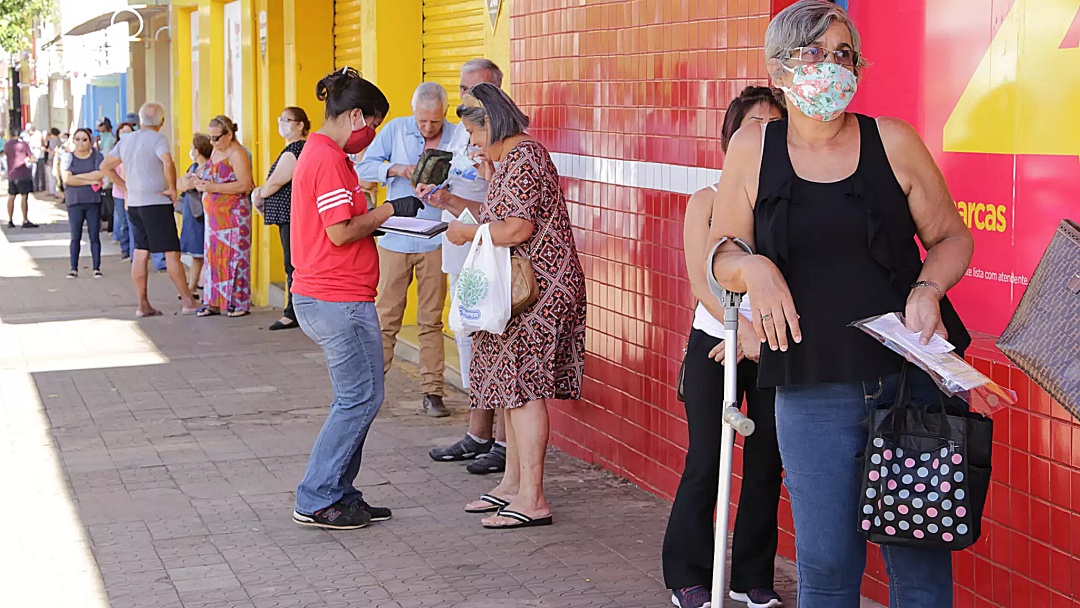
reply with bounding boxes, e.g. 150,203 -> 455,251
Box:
289,68 -> 426,530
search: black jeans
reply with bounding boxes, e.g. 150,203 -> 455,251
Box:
279,222 -> 296,321
662,328 -> 783,592
68,203 -> 101,271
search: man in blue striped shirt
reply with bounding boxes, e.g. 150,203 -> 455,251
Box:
356,82 -> 458,417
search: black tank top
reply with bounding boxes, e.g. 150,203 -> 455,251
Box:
753,114 -> 970,388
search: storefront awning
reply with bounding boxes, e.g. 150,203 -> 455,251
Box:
64,5 -> 167,38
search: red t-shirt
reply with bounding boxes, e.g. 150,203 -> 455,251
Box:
290,134 -> 379,302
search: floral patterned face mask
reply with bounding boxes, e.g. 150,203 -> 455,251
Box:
780,61 -> 858,122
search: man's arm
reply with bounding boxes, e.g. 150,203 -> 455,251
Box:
100,155 -> 126,191
161,153 -> 178,201
355,121 -> 413,184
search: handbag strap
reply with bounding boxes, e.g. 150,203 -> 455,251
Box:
519,212 -> 555,261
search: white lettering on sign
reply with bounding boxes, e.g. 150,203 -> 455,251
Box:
487,0 -> 502,30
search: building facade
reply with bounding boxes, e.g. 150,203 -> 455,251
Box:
172,1 -> 1080,605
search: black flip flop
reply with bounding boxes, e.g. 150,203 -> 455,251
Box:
196,306 -> 220,317
465,493 -> 510,514
482,509 -> 553,529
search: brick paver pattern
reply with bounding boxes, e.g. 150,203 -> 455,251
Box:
0,195 -> 834,608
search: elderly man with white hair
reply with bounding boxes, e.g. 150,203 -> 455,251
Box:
357,82 -> 457,417
102,101 -> 199,318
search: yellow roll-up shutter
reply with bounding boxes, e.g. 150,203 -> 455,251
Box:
422,0 -> 486,114
334,0 -> 363,70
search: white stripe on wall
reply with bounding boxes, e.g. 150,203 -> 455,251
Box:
549,152 -> 721,196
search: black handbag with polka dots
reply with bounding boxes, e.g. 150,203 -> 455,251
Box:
857,371 -> 994,551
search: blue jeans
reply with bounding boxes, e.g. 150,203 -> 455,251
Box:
68,203 -> 101,271
775,371 -> 954,608
113,198 -> 130,256
293,295 -> 385,514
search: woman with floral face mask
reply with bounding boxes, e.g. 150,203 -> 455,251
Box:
707,2 -> 974,607
252,106 -> 310,330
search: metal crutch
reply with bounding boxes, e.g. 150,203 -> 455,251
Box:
706,238 -> 757,607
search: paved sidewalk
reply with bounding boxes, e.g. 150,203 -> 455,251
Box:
0,196 -> 825,608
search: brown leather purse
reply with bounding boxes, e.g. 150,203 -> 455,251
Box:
509,218 -> 552,316
997,219 -> 1079,419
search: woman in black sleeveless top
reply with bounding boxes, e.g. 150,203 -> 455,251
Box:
707,2 -> 973,607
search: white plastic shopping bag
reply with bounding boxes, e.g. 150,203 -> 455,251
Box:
449,224 -> 512,336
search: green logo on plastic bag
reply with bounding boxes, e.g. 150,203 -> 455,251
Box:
456,267 -> 489,308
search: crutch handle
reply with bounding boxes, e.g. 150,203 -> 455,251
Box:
723,406 -> 755,437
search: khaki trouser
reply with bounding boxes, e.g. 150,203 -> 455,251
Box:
376,247 -> 447,396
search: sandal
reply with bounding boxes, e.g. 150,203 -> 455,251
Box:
465,494 -> 510,514
482,509 -> 553,529
196,306 -> 220,317
227,310 -> 251,318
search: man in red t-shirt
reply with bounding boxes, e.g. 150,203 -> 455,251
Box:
288,68 -> 426,531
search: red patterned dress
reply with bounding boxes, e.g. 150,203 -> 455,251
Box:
471,140 -> 587,410
200,159 -> 252,313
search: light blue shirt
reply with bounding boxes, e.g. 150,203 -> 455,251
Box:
356,116 -> 457,254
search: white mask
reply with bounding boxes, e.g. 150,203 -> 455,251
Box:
189,149 -> 197,162
277,121 -> 295,139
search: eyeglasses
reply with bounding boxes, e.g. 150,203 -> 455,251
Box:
277,117 -> 298,124
786,46 -> 861,68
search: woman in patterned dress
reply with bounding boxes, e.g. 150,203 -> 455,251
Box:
194,115 -> 255,317
445,83 -> 587,529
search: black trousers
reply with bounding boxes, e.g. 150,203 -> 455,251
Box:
662,328 -> 784,592
278,222 -> 296,321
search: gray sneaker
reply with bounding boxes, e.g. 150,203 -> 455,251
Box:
422,394 -> 450,418
467,443 -> 507,474
429,434 -> 493,462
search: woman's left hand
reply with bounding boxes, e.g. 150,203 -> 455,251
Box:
445,220 -> 474,246
904,287 -> 948,345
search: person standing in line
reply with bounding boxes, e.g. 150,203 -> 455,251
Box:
708,2 -> 974,605
96,118 -> 117,154
192,115 -> 255,318
4,128 -> 38,228
61,128 -> 106,279
421,59 -> 508,473
101,102 -> 200,318
290,67 -> 425,530
176,133 -> 213,298
252,106 -> 309,330
112,122 -> 136,260
45,128 -> 62,196
447,84 -> 587,529
357,82 -> 457,418
663,87 -> 787,608
26,123 -> 48,192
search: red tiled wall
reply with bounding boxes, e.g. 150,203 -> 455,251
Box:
509,1 -> 1079,606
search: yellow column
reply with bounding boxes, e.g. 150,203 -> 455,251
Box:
486,0 -> 512,86
361,0 -> 423,122
256,0 -> 287,295
198,0 -> 225,134
170,3 -> 197,163
284,0 -> 334,130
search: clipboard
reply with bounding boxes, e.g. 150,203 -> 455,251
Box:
380,217 -> 449,239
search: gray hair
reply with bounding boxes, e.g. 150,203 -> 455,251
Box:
456,83 -> 529,145
139,101 -> 166,127
411,82 -> 448,113
461,59 -> 504,87
765,0 -> 863,66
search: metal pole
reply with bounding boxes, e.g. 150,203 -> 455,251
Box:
710,289 -> 756,606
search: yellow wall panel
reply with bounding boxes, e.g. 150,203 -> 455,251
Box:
422,0 -> 486,113
334,0 -> 364,70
